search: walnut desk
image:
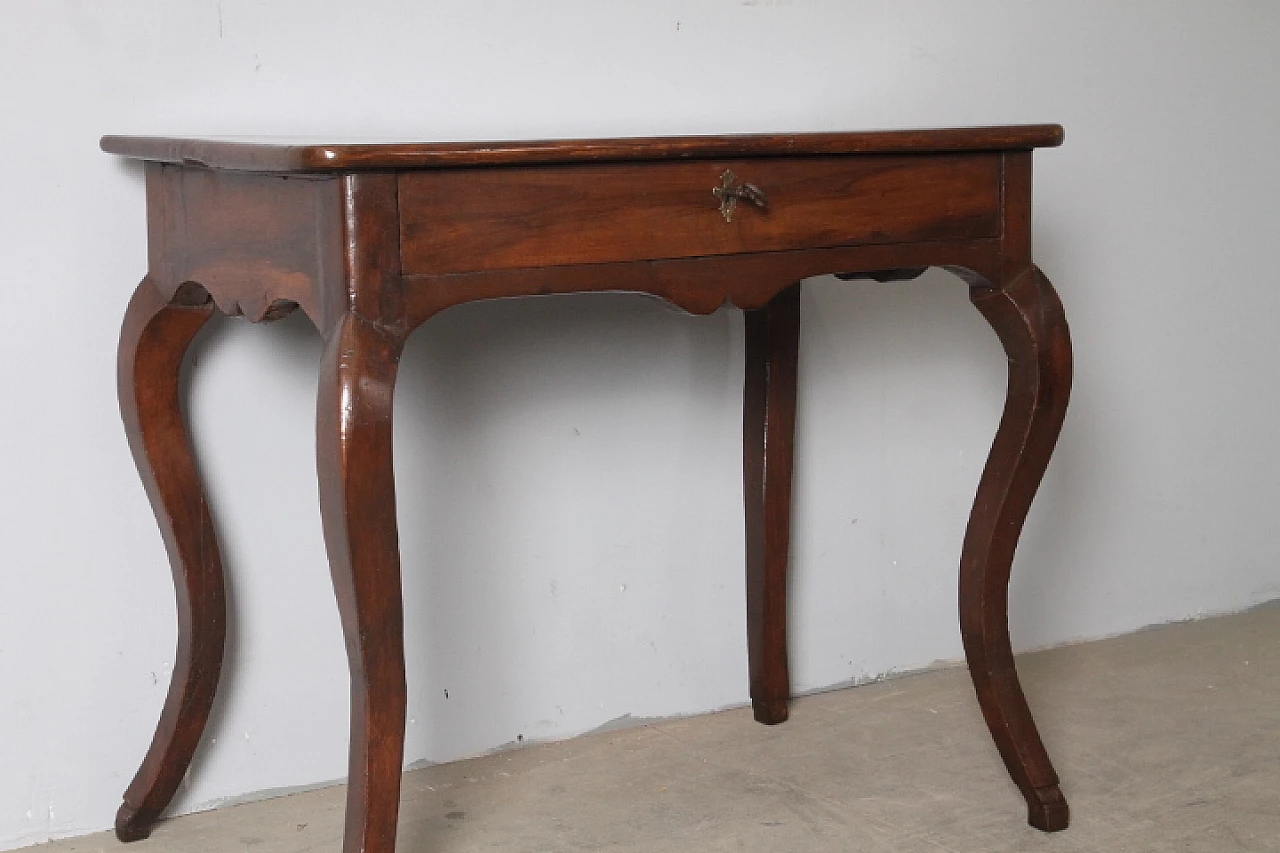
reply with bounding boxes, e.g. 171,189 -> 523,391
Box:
102,125 -> 1073,851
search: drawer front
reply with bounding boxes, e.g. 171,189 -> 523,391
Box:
399,154 -> 1001,275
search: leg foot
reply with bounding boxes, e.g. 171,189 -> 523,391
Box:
743,283 -> 800,726
752,698 -> 790,725
116,278 -> 225,841
1026,783 -> 1070,832
114,803 -> 152,842
962,265 -> 1072,832
317,312 -> 408,853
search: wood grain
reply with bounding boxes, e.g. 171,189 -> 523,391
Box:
144,163 -> 341,325
101,125 -> 1062,172
114,277 -> 224,842
318,173 -> 409,853
399,155 -> 1001,274
402,241 -> 1002,325
317,311 -> 408,853
107,129 -> 1073,849
743,283 -> 801,725
961,264 -> 1072,832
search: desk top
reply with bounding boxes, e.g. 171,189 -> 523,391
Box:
100,125 -> 1063,173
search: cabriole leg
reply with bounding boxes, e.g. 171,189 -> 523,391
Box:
115,278 -> 225,842
962,265 -> 1072,831
317,312 -> 408,853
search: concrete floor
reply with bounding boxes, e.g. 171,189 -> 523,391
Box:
35,603 -> 1280,852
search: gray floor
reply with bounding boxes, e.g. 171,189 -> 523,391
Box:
35,603 -> 1280,852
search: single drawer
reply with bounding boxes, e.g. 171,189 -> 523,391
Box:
399,154 -> 1001,275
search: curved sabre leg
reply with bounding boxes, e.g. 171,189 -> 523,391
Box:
961,265 -> 1071,832
115,278 -> 225,842
317,312 -> 408,853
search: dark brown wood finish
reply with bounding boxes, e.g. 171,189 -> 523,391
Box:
963,264 -> 1071,832
956,150 -> 1071,834
317,312 -> 408,853
401,240 -> 1003,322
398,155 -> 1001,274
142,162 -> 344,327
115,277 -> 224,842
105,125 -> 1071,851
743,283 -> 801,725
102,124 -> 1062,172
316,173 -> 410,853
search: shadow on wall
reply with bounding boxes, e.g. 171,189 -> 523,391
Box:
791,269 -> 1085,688
156,265 -> 1085,799
391,292 -> 745,759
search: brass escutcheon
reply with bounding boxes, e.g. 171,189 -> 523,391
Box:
712,170 -> 769,223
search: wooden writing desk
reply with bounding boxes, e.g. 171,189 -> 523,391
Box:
102,125 -> 1072,851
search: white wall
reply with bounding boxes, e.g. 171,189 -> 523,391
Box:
3,1 -> 1279,847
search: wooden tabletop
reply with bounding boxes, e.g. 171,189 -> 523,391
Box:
100,125 -> 1063,173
